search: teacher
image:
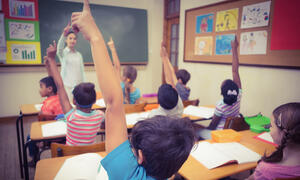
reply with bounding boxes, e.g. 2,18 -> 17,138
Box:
56,23 -> 85,100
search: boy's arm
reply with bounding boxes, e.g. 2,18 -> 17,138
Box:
107,37 -> 122,82
56,23 -> 70,61
160,42 -> 178,89
44,41 -> 72,114
71,0 -> 127,153
231,36 -> 241,89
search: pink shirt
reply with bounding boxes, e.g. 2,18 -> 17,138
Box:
254,161 -> 300,180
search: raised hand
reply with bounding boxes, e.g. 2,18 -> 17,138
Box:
231,35 -> 239,51
107,37 -> 115,50
46,40 -> 57,59
160,41 -> 168,59
63,22 -> 71,37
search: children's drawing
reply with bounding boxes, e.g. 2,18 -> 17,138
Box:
240,30 -> 268,55
196,13 -> 214,33
215,34 -> 235,55
0,13 -> 6,48
194,36 -> 213,55
216,8 -> 238,32
6,41 -> 41,64
9,21 -> 35,40
241,1 -> 271,29
9,0 -> 36,19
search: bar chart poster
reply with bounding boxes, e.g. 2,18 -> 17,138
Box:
6,41 -> 41,64
3,0 -> 39,21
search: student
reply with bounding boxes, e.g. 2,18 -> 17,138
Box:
71,1 -> 196,179
198,36 -> 242,139
57,23 -> 85,100
45,41 -> 104,146
148,42 -> 184,118
247,103 -> 300,180
107,37 -> 141,104
175,69 -> 191,101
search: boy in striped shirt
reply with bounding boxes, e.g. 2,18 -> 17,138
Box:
44,41 -> 104,146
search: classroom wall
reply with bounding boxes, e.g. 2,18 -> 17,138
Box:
0,0 -> 163,117
178,0 -> 300,117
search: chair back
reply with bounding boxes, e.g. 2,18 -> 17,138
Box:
124,103 -> 147,114
38,114 -> 57,121
224,114 -> 250,131
183,99 -> 200,107
51,142 -> 105,158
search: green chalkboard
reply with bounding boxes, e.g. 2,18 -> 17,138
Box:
38,0 -> 148,64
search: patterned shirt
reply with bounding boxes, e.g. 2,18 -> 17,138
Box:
214,89 -> 242,129
65,109 -> 104,146
41,95 -> 63,115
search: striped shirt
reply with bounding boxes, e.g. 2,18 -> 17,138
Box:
65,109 -> 104,146
214,89 -> 242,129
41,95 -> 63,115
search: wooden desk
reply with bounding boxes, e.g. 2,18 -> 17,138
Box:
35,152 -> 107,180
142,96 -> 157,104
178,130 -> 276,180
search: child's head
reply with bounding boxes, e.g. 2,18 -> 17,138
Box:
130,116 -> 195,179
72,82 -> 96,109
158,84 -> 178,110
65,31 -> 77,49
39,76 -> 57,97
262,102 -> 300,163
221,79 -> 239,105
176,69 -> 191,85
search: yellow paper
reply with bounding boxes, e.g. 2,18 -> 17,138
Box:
216,8 -> 239,32
6,41 -> 41,64
194,36 -> 213,56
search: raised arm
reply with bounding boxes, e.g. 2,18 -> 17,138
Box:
44,41 -> 72,114
71,0 -> 127,153
107,37 -> 121,82
160,42 -> 178,88
56,23 -> 70,61
231,36 -> 241,89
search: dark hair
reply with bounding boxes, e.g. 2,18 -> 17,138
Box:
72,82 -> 96,108
130,116 -> 196,179
66,30 -> 76,38
158,84 -> 178,110
123,66 -> 137,104
221,79 -> 239,105
176,69 -> 190,85
40,76 -> 57,94
261,102 -> 300,163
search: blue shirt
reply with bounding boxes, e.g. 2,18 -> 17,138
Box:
101,140 -> 156,180
121,82 -> 141,104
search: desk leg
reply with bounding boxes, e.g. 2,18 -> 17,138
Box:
16,113 -> 24,179
23,141 -> 30,180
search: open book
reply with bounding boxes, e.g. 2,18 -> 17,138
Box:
55,153 -> 108,180
41,121 -> 66,137
126,111 -> 149,126
183,105 -> 215,119
191,141 -> 261,169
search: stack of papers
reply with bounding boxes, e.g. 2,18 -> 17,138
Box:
41,121 -> 67,137
183,105 -> 215,118
34,104 -> 43,111
95,99 -> 106,107
126,112 -> 149,125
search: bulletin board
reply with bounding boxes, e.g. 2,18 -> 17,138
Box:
184,0 -> 300,68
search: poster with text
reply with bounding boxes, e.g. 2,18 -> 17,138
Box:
241,1 -> 271,29
6,41 -> 41,64
240,30 -> 268,55
216,8 -> 238,32
0,13 -> 6,51
195,36 -> 213,55
196,13 -> 214,33
215,34 -> 235,55
5,19 -> 39,41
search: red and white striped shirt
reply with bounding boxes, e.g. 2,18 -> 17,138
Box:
65,109 -> 104,146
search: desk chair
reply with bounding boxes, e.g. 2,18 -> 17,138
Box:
183,99 -> 200,107
124,103 -> 147,113
224,114 -> 250,131
51,142 -> 105,158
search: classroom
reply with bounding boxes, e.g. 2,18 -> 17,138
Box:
0,0 -> 300,180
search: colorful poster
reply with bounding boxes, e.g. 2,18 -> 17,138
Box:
215,34 -> 235,55
240,31 -> 268,55
241,1 -> 271,29
9,0 -> 36,19
216,8 -> 238,32
195,36 -> 213,55
0,13 -> 6,49
6,41 -> 41,64
5,19 -> 40,41
196,13 -> 214,33
0,0 -> 2,11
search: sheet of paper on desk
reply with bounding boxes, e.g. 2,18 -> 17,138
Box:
126,112 -> 149,125
34,104 -> 43,111
183,105 -> 215,118
255,132 -> 276,146
55,153 -> 108,180
41,121 -> 66,137
95,98 -> 106,107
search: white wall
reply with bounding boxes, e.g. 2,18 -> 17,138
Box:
179,0 -> 300,117
0,0 -> 164,117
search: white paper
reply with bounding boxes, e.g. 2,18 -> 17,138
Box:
125,111 -> 149,125
9,21 -> 35,40
34,104 -> 43,111
0,13 -> 6,48
55,153 -> 108,180
95,98 -> 106,107
241,1 -> 271,29
183,105 -> 215,118
41,121 -> 66,137
257,132 -> 274,143
240,30 -> 268,55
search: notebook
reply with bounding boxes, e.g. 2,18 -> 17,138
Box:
55,153 -> 108,180
95,98 -> 106,107
41,121 -> 67,137
191,141 -> 261,169
183,105 -> 215,118
125,111 -> 149,125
